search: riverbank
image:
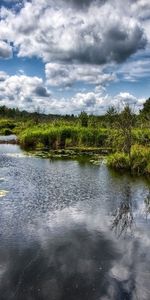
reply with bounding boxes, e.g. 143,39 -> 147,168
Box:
107,145 -> 150,176
1,117 -> 150,176
0,135 -> 17,144
17,125 -> 150,177
1,133 -> 150,177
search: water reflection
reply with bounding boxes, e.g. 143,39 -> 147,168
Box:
0,135 -> 17,143
144,190 -> 150,219
111,184 -> 134,237
0,210 -> 149,300
0,144 -> 150,299
0,225 -> 120,300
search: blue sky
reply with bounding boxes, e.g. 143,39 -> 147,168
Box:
0,0 -> 150,114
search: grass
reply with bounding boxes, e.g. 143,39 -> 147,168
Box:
107,145 -> 150,176
0,119 -> 16,135
1,117 -> 150,177
19,125 -> 109,149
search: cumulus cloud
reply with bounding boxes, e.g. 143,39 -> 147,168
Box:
0,71 -> 8,81
0,0 -> 147,64
116,56 -> 150,82
0,71 -> 145,114
68,91 -> 145,114
0,40 -> 12,58
45,63 -> 115,87
34,86 -> 50,97
113,92 -> 145,111
131,0 -> 150,20
0,73 -> 51,111
0,0 -> 149,113
115,92 -> 138,105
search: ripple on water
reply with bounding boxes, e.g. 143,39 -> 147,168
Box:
0,143 -> 150,299
0,190 -> 8,197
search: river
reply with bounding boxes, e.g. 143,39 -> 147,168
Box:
0,143 -> 150,300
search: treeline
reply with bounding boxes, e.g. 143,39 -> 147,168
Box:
0,97 -> 150,127
0,105 -> 64,122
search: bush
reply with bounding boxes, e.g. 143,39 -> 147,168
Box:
132,129 -> 150,146
107,153 -> 130,170
130,145 -> 150,175
107,145 -> 150,176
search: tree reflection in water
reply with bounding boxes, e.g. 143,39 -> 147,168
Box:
144,190 -> 150,219
111,184 -> 135,237
111,184 -> 140,300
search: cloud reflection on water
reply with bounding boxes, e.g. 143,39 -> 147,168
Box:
0,144 -> 150,299
0,206 -> 149,299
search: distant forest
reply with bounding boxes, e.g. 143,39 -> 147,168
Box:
0,97 -> 150,126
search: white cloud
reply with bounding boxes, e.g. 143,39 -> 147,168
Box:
68,91 -> 145,115
0,71 -> 9,81
0,73 -> 51,111
113,92 -> 145,112
0,0 -> 149,114
131,0 -> 150,20
0,72 -> 145,114
0,0 -> 147,64
0,40 -> 12,58
45,63 -> 116,88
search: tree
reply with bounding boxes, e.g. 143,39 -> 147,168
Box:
79,111 -> 89,127
140,97 -> 150,122
117,105 -> 134,159
106,105 -> 118,126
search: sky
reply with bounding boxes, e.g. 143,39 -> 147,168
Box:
0,0 -> 150,115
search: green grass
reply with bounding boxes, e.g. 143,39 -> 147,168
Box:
107,145 -> 150,175
19,125 -> 109,149
0,119 -> 16,135
1,116 -> 150,177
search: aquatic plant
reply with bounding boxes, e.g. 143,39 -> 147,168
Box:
19,125 -> 109,150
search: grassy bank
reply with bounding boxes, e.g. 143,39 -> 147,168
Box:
107,145 -> 150,176
1,116 -> 150,177
0,119 -> 16,135
19,125 -> 109,150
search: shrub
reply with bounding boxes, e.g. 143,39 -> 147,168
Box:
130,145 -> 150,175
107,153 -> 130,170
107,145 -> 150,176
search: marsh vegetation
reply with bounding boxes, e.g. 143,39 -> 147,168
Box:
0,97 -> 150,176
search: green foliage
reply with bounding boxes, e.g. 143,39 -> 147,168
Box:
1,102 -> 150,178
132,129 -> 150,146
79,111 -> 89,127
115,105 -> 134,157
130,145 -> 150,175
19,125 -> 109,149
106,105 -> 118,126
107,145 -> 150,175
140,97 -> 150,121
0,120 -> 16,130
107,153 -> 130,170
0,119 -> 16,135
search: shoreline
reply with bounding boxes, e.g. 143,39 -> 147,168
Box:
1,134 -> 150,178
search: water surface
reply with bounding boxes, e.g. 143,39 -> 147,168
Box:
0,143 -> 150,300
0,134 -> 17,142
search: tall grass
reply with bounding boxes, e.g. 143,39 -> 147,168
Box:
0,119 -> 16,135
19,125 -> 109,149
107,145 -> 150,175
